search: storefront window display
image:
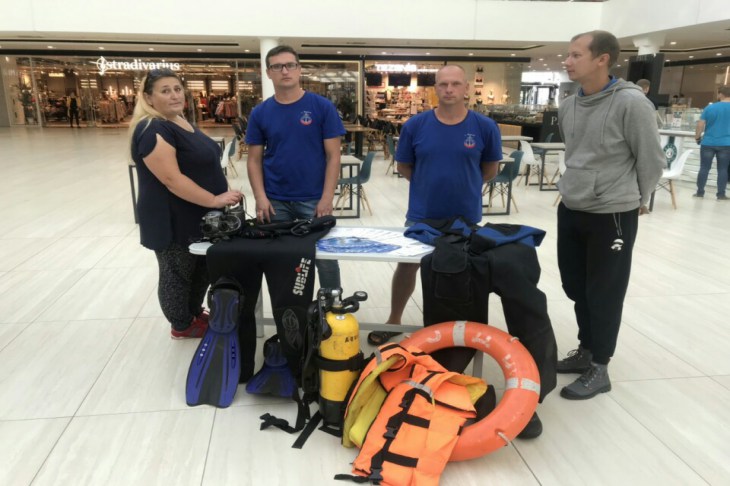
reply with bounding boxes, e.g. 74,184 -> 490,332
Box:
2,55 -> 360,129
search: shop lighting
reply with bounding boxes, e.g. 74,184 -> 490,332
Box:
148,48 -> 154,51
374,63 -> 437,73
670,41 -> 677,45
99,47 -> 105,50
48,72 -> 65,77
425,52 -> 430,55
197,49 -> 203,52
337,51 -> 342,54
511,54 -> 516,57
468,53 -> 474,56
717,53 -> 723,56
47,46 -> 54,49
381,51 -> 387,55
689,55 -> 694,59
244,49 -> 250,52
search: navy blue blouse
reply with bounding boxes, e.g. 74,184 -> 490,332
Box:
131,118 -> 227,250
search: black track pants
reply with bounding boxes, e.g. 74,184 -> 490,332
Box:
557,204 -> 638,365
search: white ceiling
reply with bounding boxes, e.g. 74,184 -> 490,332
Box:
1,19 -> 728,74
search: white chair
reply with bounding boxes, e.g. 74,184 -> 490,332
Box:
221,140 -> 238,177
652,149 -> 692,210
516,141 -> 544,187
552,152 -> 566,206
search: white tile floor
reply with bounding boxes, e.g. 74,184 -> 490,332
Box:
0,126 -> 728,485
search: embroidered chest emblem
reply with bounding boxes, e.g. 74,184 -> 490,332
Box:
464,133 -> 476,149
300,111 -> 313,126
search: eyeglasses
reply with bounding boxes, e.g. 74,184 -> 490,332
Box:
268,62 -> 299,72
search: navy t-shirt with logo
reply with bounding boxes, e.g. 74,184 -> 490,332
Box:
246,91 -> 346,201
396,110 -> 502,224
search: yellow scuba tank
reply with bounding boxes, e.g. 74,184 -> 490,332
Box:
318,288 -> 367,426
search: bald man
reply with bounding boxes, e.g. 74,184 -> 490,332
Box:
368,64 -> 502,344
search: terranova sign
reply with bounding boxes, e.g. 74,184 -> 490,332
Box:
93,56 -> 181,76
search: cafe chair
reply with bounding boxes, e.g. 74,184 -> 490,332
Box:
531,132 -> 554,160
553,152 -> 566,206
335,151 -> 376,216
222,140 -> 238,177
650,148 -> 692,210
483,150 -> 523,216
234,116 -> 248,158
516,141 -> 544,187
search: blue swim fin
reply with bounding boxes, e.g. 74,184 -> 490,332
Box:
246,334 -> 297,398
186,277 -> 243,408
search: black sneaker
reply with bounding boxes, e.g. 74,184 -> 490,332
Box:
560,363 -> 611,400
557,347 -> 593,374
517,412 -> 543,439
693,193 -> 704,198
718,195 -> 728,201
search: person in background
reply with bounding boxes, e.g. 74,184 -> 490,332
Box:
246,45 -> 345,289
556,30 -> 664,399
636,79 -> 651,95
129,69 -> 242,339
67,92 -> 81,127
693,85 -> 730,200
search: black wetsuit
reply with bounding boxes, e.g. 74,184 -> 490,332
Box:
206,225 -> 331,381
413,219 -> 558,402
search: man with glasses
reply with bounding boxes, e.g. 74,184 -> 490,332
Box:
246,45 -> 345,289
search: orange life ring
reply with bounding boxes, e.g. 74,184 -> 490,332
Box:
401,321 -> 540,462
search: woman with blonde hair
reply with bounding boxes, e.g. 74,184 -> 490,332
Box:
129,68 -> 242,338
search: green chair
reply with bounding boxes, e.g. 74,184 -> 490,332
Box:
483,150 -> 523,215
335,151 -> 376,216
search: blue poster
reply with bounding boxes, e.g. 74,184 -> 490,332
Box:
317,237 -> 400,253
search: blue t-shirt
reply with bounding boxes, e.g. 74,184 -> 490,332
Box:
396,110 -> 502,224
131,118 -> 227,250
700,101 -> 730,147
246,92 -> 346,201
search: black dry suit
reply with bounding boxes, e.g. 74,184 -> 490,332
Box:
406,218 -> 557,401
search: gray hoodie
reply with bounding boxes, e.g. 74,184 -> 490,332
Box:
557,78 -> 664,213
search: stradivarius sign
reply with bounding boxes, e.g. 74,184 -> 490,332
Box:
93,56 -> 181,76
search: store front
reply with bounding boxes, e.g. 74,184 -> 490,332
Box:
0,54 -> 360,129
363,60 -> 523,125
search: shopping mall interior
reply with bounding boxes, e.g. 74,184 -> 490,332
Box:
1,1 -> 729,484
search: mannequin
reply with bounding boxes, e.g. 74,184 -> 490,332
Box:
487,90 -> 495,104
502,90 -> 511,104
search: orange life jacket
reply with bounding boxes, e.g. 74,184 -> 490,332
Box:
338,343 -> 486,486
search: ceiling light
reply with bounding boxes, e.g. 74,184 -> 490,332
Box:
538,58 -> 544,61
511,53 -> 516,57
670,41 -> 677,45
98,46 -> 105,50
468,53 -> 474,56
543,64 -> 548,67
689,55 -> 694,59
425,52 -> 430,55
47,45 -> 54,49
244,49 -> 250,52
617,64 -> 621,67
197,48 -> 203,52
381,51 -> 387,55
717,53 -> 723,56
337,51 -> 342,54
624,59 -> 628,62
557,54 -> 562,58
148,47 -> 154,51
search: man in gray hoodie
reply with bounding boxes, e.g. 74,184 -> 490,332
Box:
556,30 -> 664,400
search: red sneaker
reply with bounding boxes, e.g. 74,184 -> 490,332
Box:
171,313 -> 209,339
